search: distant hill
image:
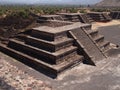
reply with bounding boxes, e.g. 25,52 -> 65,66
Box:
96,0 -> 120,7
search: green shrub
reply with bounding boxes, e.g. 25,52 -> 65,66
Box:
69,8 -> 78,13
80,9 -> 86,13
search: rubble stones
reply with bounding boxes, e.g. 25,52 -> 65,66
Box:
0,58 -> 52,90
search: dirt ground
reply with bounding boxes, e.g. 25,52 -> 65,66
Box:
52,21 -> 120,90
92,20 -> 120,30
0,13 -> 40,42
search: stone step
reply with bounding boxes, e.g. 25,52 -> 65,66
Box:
81,24 -> 92,30
93,18 -> 106,21
0,44 -> 83,78
65,18 -> 79,20
25,36 -> 74,52
103,14 -> 112,20
62,14 -> 93,23
88,17 -> 94,20
110,12 -> 120,19
82,15 -> 93,23
99,41 -> 110,50
86,18 -> 94,23
16,33 -> 73,49
16,34 -> 28,40
69,28 -> 105,64
112,15 -> 119,19
38,15 -> 61,21
90,17 -> 105,19
58,14 -> 82,22
79,15 -> 88,23
66,16 -> 79,19
39,17 -> 53,20
53,16 -> 63,21
71,19 -> 80,22
94,35 -> 104,43
63,18 -> 79,21
87,13 -> 107,21
31,28 -> 68,41
88,14 -> 103,16
86,16 -> 93,20
8,39 -> 78,64
62,16 -> 77,19
64,15 -> 78,17
37,19 -> 73,27
87,30 -> 98,38
97,17 -> 105,19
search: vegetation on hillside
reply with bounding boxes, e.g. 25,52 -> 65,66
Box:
0,5 -> 119,43
0,5 -> 80,16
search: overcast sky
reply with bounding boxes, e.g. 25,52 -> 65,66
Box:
0,0 -> 102,5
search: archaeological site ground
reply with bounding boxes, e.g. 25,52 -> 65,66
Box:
0,4 -> 120,90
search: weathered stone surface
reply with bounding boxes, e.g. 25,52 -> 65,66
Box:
110,11 -> 120,19
87,12 -> 111,22
58,13 -> 93,23
0,23 -> 85,77
69,28 -> 105,65
0,17 -> 112,77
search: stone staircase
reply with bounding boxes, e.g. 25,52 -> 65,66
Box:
57,13 -> 93,23
68,28 -> 107,64
79,14 -> 94,23
37,19 -> 73,28
0,20 -> 112,78
87,12 -> 111,22
38,15 -> 63,21
110,11 -> 120,19
58,13 -> 81,22
102,13 -> 112,21
0,24 -> 84,78
32,13 -> 94,23
37,15 -> 73,27
83,28 -> 111,53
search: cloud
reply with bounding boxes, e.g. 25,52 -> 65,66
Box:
0,0 -> 102,4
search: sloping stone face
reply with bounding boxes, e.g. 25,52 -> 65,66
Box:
96,0 -> 120,7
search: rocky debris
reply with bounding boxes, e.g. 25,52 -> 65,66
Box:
0,57 -> 52,90
0,77 -> 15,90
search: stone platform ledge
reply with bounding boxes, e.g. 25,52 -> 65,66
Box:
32,22 -> 91,34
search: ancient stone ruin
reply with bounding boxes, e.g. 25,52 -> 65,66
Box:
57,13 -> 94,23
87,12 -> 112,22
0,13 -> 112,78
110,11 -> 120,19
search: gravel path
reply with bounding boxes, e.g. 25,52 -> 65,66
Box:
0,57 -> 52,90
